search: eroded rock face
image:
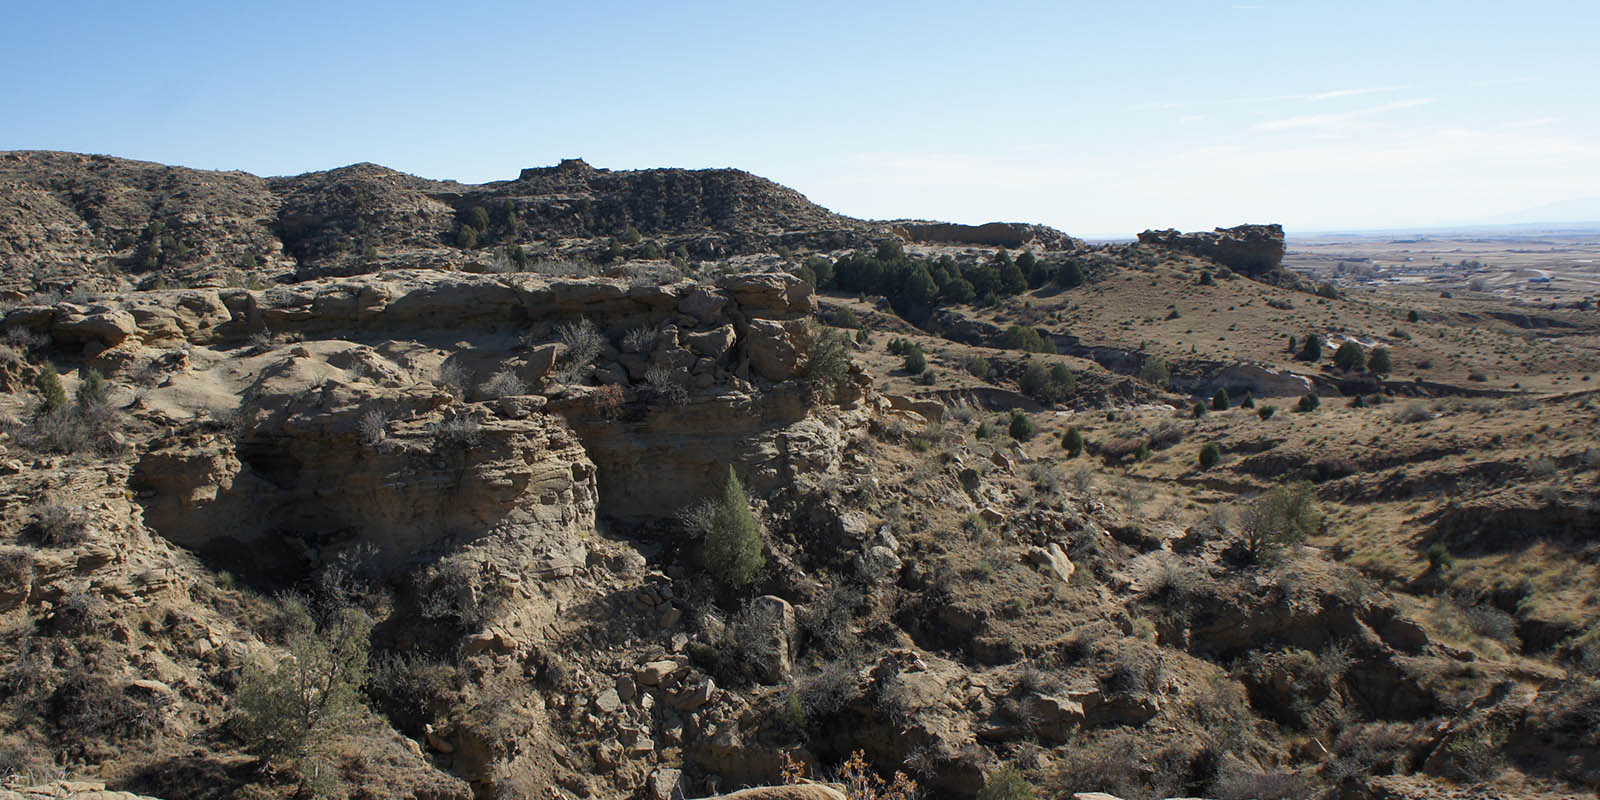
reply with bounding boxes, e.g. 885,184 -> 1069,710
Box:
891,220 -> 1078,250
73,270 -> 859,573
133,390 -> 598,579
1136,223 -> 1285,276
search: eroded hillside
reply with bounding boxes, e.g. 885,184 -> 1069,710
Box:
1,154 -> 1598,800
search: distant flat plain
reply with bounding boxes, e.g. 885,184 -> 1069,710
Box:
1286,225 -> 1600,303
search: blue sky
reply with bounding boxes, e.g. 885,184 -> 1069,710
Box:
4,1 -> 1597,236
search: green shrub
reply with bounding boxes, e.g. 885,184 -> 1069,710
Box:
1199,271 -> 1215,286
1020,361 -> 1076,403
1062,427 -> 1084,458
1407,309 -> 1420,323
455,225 -> 479,249
1008,410 -> 1036,441
976,420 -> 993,439
1297,393 -> 1320,412
902,349 -> 926,374
1258,405 -> 1277,420
828,307 -> 862,329
75,370 -> 109,408
35,363 -> 67,415
1212,388 -> 1230,410
1367,347 -> 1393,375
1240,392 -> 1255,409
803,327 -> 853,404
701,468 -> 765,589
1001,325 -> 1054,353
963,355 -> 992,380
1193,401 -> 1208,418
1137,355 -> 1169,388
1298,334 -> 1324,362
1333,341 -> 1366,371
234,597 -> 372,779
1239,482 -> 1321,564
977,765 -> 1036,800
1426,542 -> 1454,573
1199,443 -> 1222,469
1316,282 -> 1340,299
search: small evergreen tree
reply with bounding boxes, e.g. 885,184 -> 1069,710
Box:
1212,388 -> 1230,410
1407,309 -> 1420,323
76,369 -> 109,408
902,348 -> 926,374
467,205 -> 491,232
1199,442 -> 1222,469
1298,392 -> 1320,412
1008,409 -> 1036,441
1367,347 -> 1393,375
1062,427 -> 1084,458
1333,341 -> 1366,371
1258,405 -> 1277,419
36,363 -> 68,415
1240,392 -> 1255,409
1057,260 -> 1085,288
702,468 -> 765,589
1298,334 -> 1324,362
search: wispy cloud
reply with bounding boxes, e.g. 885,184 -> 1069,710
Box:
1500,117 -> 1558,128
1474,77 -> 1536,88
1252,98 -> 1434,132
1297,85 -> 1412,102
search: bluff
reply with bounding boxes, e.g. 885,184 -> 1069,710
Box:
889,220 -> 1078,250
1136,223 -> 1285,276
0,152 -> 893,293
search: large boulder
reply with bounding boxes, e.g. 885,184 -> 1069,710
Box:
745,318 -> 805,381
716,272 -> 815,319
745,595 -> 797,684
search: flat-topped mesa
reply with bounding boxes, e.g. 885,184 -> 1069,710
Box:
891,220 -> 1079,250
1136,223 -> 1285,275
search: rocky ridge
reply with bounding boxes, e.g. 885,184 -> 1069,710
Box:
1136,224 -> 1286,277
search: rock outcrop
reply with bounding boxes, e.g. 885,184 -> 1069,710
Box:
0,151 -> 891,292
1136,223 -> 1285,275
891,220 -> 1078,250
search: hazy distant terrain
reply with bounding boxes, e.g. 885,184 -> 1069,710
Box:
1286,227 -> 1600,304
